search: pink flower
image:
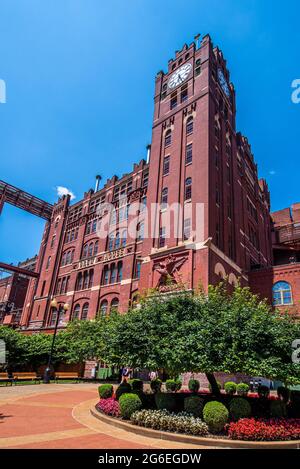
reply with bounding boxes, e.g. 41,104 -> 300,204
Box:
96,398 -> 120,418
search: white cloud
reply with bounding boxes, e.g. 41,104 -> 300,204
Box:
56,186 -> 76,200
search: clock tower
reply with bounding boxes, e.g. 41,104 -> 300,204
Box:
140,34 -> 272,293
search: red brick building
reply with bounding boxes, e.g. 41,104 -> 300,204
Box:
16,34 -> 298,332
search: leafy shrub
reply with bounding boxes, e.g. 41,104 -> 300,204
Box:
277,386 -> 290,403
184,396 -> 205,418
224,381 -> 237,395
203,401 -> 229,433
96,398 -> 120,417
155,392 -> 177,412
131,409 -> 209,436
188,379 -> 200,393
257,385 -> 270,399
128,379 -> 144,392
150,378 -> 162,393
229,398 -> 252,421
98,384 -> 114,399
165,379 -> 182,392
227,418 -> 300,441
270,400 -> 287,418
119,393 -> 142,419
116,381 -> 132,400
236,383 -> 249,397
208,380 -> 222,393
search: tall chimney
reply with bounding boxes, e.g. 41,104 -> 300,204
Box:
95,175 -> 101,192
146,144 -> 151,164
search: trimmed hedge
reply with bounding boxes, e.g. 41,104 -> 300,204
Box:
119,393 -> 142,419
229,397 -> 252,421
155,392 -> 177,412
116,381 -> 132,401
98,384 -> 113,399
165,379 -> 182,392
203,401 -> 229,433
188,379 -> 200,393
184,396 -> 205,418
150,378 -> 162,393
236,383 -> 249,397
224,381 -> 237,396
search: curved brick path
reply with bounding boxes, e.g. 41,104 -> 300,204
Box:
0,384 -> 215,449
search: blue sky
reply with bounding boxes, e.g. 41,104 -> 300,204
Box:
0,0 -> 299,265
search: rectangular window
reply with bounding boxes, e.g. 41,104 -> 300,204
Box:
159,227 -> 166,248
135,260 -> 142,279
185,143 -> 193,164
170,93 -> 177,110
181,85 -> 188,103
163,156 -> 170,175
183,218 -> 191,241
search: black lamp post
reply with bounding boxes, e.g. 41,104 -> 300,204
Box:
43,299 -> 69,384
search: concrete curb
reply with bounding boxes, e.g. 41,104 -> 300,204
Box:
91,406 -> 300,449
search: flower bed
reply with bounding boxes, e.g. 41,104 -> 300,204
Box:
227,418 -> 300,441
96,398 -> 120,417
130,409 -> 209,436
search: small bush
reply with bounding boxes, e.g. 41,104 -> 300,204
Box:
116,381 -> 132,400
257,385 -> 270,399
224,381 -> 237,396
96,398 -> 120,417
236,383 -> 249,397
119,393 -> 142,419
131,409 -> 209,436
155,392 -> 177,412
208,380 -> 222,393
98,384 -> 114,399
150,378 -> 162,393
277,386 -> 290,403
128,379 -> 144,392
270,400 -> 287,418
184,396 -> 205,418
203,401 -> 229,433
188,379 -> 200,393
229,398 -> 252,421
165,379 -> 182,392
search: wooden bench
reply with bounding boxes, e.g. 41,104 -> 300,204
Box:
0,372 -> 12,386
12,372 -> 41,384
54,372 -> 80,383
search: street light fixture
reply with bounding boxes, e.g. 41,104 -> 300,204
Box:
43,299 -> 69,384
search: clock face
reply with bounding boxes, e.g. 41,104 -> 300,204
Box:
168,63 -> 192,89
218,69 -> 230,97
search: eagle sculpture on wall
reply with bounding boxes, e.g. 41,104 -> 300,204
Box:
153,254 -> 187,291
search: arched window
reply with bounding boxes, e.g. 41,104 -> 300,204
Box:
102,265 -> 109,285
117,261 -> 123,282
100,300 -> 108,317
88,242 -> 94,258
165,129 -> 172,147
273,281 -> 293,306
72,304 -> 80,320
76,272 -> 83,290
186,116 -> 193,135
121,230 -> 127,247
94,240 -> 99,255
81,303 -> 89,320
110,263 -> 117,283
111,298 -> 119,312
115,232 -> 120,249
82,244 -> 88,259
185,177 -> 192,200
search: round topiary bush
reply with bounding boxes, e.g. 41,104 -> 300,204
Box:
270,400 -> 287,418
203,401 -> 229,433
236,383 -> 249,397
224,381 -> 237,396
116,381 -> 132,400
184,396 -> 205,418
257,385 -> 270,399
128,379 -> 144,393
119,393 -> 142,419
155,392 -> 177,412
277,386 -> 290,403
165,379 -> 181,392
188,379 -> 200,393
229,397 -> 252,421
98,384 -> 114,399
150,378 -> 162,393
